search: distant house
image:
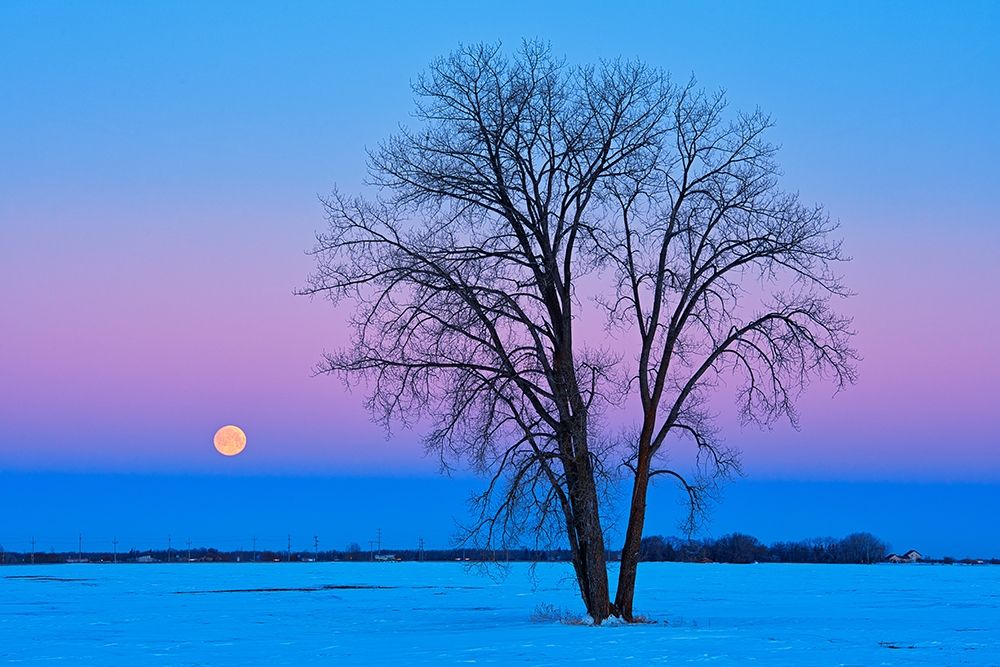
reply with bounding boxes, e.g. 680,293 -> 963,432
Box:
136,555 -> 158,563
887,549 -> 921,563
374,553 -> 399,562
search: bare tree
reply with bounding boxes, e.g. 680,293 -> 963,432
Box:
591,82 -> 857,619
304,41 -> 856,623
302,41 -> 672,622
840,532 -> 889,564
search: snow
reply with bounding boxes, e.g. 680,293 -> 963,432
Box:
2,562 -> 998,664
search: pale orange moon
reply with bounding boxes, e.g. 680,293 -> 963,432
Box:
213,425 -> 247,457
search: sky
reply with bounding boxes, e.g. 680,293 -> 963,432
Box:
1,1 -> 998,554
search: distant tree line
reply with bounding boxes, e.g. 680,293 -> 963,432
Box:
2,536 -> 997,565
0,545 -> 579,565
639,532 -> 895,564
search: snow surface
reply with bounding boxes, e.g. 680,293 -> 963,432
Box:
2,562 -> 998,665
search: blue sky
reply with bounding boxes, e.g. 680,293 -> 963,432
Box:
2,1 -> 998,554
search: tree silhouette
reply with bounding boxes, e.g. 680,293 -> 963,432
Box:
304,41 -> 855,622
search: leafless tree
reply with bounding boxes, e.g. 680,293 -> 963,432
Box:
302,41 -> 672,622
591,82 -> 857,619
304,41 -> 856,623
840,532 -> 888,564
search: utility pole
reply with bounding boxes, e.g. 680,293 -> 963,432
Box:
30,537 -> 35,565
313,535 -> 319,562
112,537 -> 118,564
368,540 -> 376,560
186,539 -> 192,562
418,537 -> 424,562
78,533 -> 83,561
252,536 -> 257,563
376,528 -> 381,554
167,535 -> 172,562
287,534 -> 292,562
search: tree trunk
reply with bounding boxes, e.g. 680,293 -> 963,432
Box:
614,453 -> 651,621
567,453 -> 613,623
550,326 -> 614,623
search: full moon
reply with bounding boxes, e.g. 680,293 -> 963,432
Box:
213,425 -> 246,457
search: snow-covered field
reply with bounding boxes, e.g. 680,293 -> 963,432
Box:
2,562 -> 998,665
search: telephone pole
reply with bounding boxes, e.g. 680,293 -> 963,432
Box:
252,536 -> 257,563
376,528 -> 381,554
186,539 -> 192,562
313,535 -> 319,562
167,535 -> 172,562
30,537 -> 35,565
112,537 -> 118,564
287,534 -> 292,562
78,533 -> 83,561
418,538 -> 424,562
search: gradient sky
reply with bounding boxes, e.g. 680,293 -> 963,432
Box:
1,2 -> 998,552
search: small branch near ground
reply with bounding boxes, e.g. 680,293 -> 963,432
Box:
530,602 -> 587,625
